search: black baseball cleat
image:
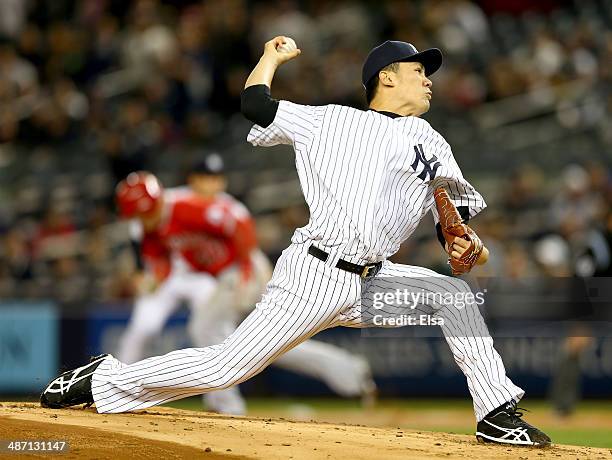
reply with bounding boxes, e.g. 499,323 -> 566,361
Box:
476,400 -> 551,447
40,354 -> 109,409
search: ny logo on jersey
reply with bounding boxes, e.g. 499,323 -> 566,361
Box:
411,144 -> 441,181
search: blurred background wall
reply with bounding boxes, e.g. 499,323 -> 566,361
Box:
0,0 -> 610,402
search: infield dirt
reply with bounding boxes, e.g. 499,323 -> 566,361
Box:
1,403 -> 610,459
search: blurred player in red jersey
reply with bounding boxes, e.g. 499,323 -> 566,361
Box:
115,156 -> 377,414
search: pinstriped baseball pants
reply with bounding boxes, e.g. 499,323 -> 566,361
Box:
91,242 -> 523,421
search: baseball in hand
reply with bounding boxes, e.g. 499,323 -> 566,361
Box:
277,37 -> 297,54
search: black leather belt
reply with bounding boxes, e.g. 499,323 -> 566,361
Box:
308,245 -> 382,279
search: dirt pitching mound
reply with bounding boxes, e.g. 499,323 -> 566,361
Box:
1,403 -> 610,459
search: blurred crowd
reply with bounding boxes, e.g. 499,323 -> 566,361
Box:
0,0 -> 610,308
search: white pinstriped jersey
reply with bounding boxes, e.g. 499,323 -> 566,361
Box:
89,102 -> 523,422
247,101 -> 486,264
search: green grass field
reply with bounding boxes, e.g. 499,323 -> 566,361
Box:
167,397 -> 612,449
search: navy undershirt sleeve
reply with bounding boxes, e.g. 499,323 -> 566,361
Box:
240,84 -> 280,128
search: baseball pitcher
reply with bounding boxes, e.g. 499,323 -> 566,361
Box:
42,37 -> 550,447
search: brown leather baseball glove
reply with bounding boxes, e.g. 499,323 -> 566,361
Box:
434,187 -> 484,275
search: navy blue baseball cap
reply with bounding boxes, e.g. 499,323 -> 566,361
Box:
361,41 -> 443,88
192,153 -> 225,175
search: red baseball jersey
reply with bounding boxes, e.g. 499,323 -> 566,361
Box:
140,190 -> 257,279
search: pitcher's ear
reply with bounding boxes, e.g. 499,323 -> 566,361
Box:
378,70 -> 396,87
